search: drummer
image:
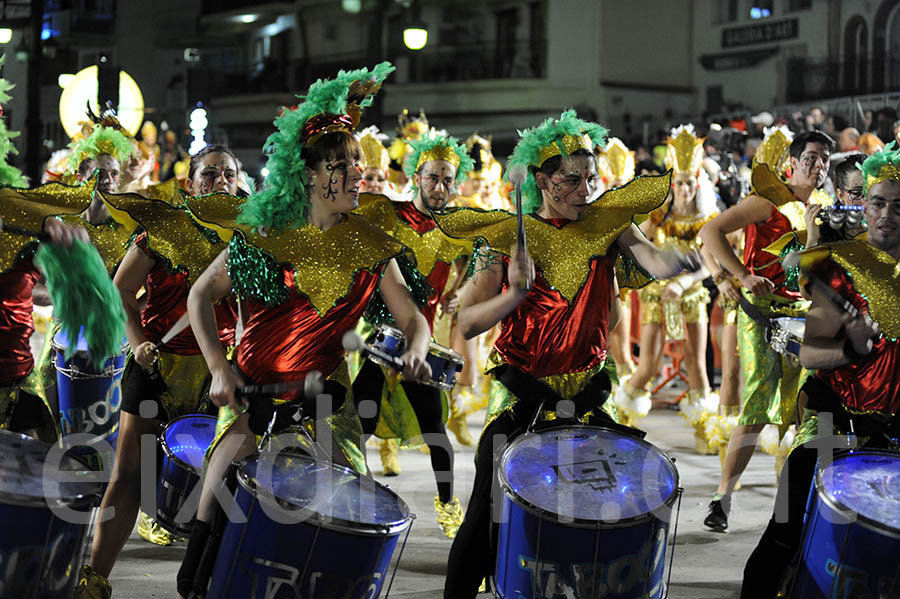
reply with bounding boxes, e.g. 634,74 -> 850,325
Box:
353,130 -> 474,538
75,144 -> 243,598
177,63 -> 433,599
438,110 -> 700,599
741,143 -> 900,598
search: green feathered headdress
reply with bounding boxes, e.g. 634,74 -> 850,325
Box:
66,125 -> 135,174
860,140 -> 900,194
35,239 -> 126,366
403,130 -> 474,195
238,61 -> 396,232
507,109 -> 608,214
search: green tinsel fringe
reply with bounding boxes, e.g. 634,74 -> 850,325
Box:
779,237 -> 804,292
364,254 -> 435,326
35,239 -> 126,367
66,126 -> 135,174
227,232 -> 288,306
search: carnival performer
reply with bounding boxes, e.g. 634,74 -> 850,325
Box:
699,129 -> 834,532
615,125 -> 717,434
357,125 -> 391,195
439,110 -> 700,599
741,143 -> 900,598
601,138 -> 638,380
456,134 -> 508,211
353,130 -> 474,537
74,144 -> 243,598
175,64 -> 435,599
387,108 -> 429,193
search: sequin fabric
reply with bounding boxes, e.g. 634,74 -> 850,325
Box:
229,214 -> 407,315
59,216 -> 132,273
736,289 -> 810,432
435,172 -> 671,302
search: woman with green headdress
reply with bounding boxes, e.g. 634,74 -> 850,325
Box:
175,63 -> 433,598
437,110 -> 700,598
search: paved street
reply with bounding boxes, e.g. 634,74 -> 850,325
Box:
104,399 -> 778,598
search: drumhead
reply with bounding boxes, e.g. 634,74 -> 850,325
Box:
161,415 -> 217,472
52,326 -> 128,358
0,429 -> 100,509
817,450 -> 900,534
238,451 -> 412,535
500,426 -> 678,526
772,317 -> 805,339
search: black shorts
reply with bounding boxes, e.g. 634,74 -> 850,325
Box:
244,380 -> 348,436
120,358 -> 176,421
8,389 -> 49,432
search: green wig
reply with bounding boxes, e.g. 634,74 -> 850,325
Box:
860,140 -> 900,194
403,130 -> 474,196
35,239 -> 126,366
238,62 -> 395,232
66,125 -> 135,174
507,109 -> 608,214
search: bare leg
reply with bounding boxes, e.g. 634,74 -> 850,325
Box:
715,423 -> 765,496
683,321 -> 710,394
608,301 -> 635,376
89,411 -> 163,577
197,414 -> 256,522
627,323 -> 663,392
719,323 -> 740,409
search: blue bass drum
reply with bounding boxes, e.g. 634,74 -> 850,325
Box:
496,426 -> 679,599
52,328 -> 127,471
156,415 -> 217,535
207,451 -> 414,598
0,429 -> 100,598
791,450 -> 900,598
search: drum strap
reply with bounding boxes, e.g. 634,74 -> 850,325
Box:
494,365 -> 642,437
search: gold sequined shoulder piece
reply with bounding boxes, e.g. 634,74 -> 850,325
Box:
751,163 -> 796,208
102,192 -> 232,284
144,178 -> 185,206
243,213 -> 407,315
59,215 -> 132,273
355,193 -> 473,279
0,178 -> 97,271
435,172 -> 671,302
825,240 -> 900,339
181,191 -> 247,233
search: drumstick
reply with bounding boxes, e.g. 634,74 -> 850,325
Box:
236,370 -> 324,398
507,164 -> 529,291
342,330 -> 405,371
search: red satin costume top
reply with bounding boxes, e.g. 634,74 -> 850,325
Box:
813,259 -> 900,416
0,244 -> 39,384
393,201 -> 451,329
136,233 -> 236,354
743,204 -> 803,301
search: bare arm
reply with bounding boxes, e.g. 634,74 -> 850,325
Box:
113,244 -> 156,371
699,194 -> 775,297
187,249 -> 244,410
799,283 -> 879,370
615,223 -> 699,280
378,258 -> 432,381
439,256 -> 469,315
456,244 -> 534,339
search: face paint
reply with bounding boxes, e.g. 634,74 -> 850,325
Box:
541,154 -> 598,220
95,155 -> 120,194
360,166 -> 387,193
311,157 -> 362,213
193,152 -> 239,195
416,160 -> 457,212
795,142 -> 829,188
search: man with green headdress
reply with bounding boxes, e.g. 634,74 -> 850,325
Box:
439,110 -> 700,598
353,129 -> 475,538
741,142 -> 900,598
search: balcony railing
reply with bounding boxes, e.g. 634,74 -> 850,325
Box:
786,55 -> 900,102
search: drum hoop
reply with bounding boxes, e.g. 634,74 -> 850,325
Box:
497,425 -> 680,528
0,432 -> 102,510
55,363 -> 126,381
159,414 -> 218,475
235,451 -> 414,536
427,343 -> 464,363
814,449 -> 900,539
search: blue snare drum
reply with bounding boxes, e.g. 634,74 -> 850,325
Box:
367,324 -> 463,390
208,451 -> 413,599
791,450 -> 900,598
156,415 -> 217,535
52,328 -> 127,471
0,429 -> 100,598
496,426 -> 679,599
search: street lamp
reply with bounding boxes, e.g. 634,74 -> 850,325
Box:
403,21 -> 428,51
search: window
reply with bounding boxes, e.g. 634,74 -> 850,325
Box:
750,0 -> 773,19
788,0 -> 812,10
715,0 -> 738,24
